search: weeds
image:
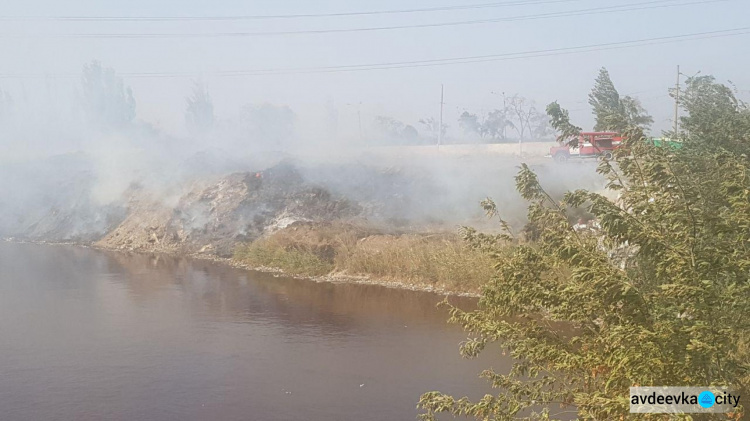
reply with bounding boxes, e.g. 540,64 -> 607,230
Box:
233,223 -> 499,293
234,238 -> 334,276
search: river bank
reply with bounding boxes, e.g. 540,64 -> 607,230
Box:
231,221 -> 496,296
4,234 -> 488,297
2,161 -> 522,296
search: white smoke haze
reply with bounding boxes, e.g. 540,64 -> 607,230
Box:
0,60 -> 610,243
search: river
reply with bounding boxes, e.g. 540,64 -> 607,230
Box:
0,242 -> 505,420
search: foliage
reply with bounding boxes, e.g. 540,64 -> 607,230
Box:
459,109 -> 513,141
485,109 -> 516,140
459,95 -> 552,142
458,111 -> 484,136
419,116 -> 448,141
530,112 -> 553,140
185,80 -> 215,135
339,233 -> 499,293
546,101 -> 582,146
676,75 -> 750,155
81,61 -> 136,129
589,67 -> 653,132
507,95 -> 539,140
420,84 -> 749,419
234,237 -> 334,276
374,115 -> 420,145
234,224 -> 499,293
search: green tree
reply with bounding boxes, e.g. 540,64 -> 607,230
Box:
589,67 -> 653,132
676,75 -> 750,154
419,95 -> 749,419
546,101 -> 581,146
81,61 -> 136,129
185,80 -> 215,135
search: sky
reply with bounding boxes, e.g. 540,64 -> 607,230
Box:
0,0 -> 749,138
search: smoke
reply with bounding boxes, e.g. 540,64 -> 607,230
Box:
0,62 -> 608,242
292,147 -> 606,231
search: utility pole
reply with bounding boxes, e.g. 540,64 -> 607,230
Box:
438,84 -> 444,147
674,65 -> 680,136
502,91 -> 507,140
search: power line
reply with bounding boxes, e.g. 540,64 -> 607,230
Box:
569,93 -> 671,111
0,0 -> 732,38
139,27 -> 750,77
620,87 -> 668,96
640,94 -> 672,101
1,27 -> 747,80
0,0 -> 587,21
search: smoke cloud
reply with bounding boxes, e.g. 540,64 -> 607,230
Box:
0,62 -> 608,242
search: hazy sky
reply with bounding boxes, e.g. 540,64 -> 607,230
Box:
1,0 -> 748,137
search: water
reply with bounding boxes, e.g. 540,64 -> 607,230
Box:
0,242 -> 504,420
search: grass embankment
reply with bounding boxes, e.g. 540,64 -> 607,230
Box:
233,223 -> 498,293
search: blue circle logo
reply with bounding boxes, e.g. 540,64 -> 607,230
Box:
698,391 -> 715,408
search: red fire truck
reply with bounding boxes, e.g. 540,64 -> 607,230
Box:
549,132 -> 623,163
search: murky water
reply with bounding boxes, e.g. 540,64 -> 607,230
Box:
0,242 -> 505,420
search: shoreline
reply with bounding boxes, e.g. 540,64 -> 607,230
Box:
2,238 -> 481,298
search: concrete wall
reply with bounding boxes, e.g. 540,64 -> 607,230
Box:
368,142 -> 556,158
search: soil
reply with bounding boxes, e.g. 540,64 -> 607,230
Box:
95,162 -> 362,257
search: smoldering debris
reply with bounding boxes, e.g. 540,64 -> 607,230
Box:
0,147 -> 608,256
95,162 -> 361,257
0,153 -> 127,242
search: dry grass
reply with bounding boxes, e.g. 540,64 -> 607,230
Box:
233,223 -> 498,293
336,234 -> 496,293
234,238 -> 334,277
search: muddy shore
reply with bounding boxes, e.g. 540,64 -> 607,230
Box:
4,238 -> 481,298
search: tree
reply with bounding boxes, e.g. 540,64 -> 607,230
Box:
530,111 -> 553,139
374,115 -> 405,139
459,95 -> 553,142
620,96 -> 653,131
675,75 -> 750,154
483,109 -> 514,141
546,101 -> 582,146
419,117 -> 448,141
373,116 -> 419,144
185,80 -> 215,135
81,61 -> 136,129
402,124 -> 419,142
458,111 -> 482,136
589,67 -> 653,132
507,95 -> 537,140
458,109 -> 513,142
419,93 -> 749,419
240,103 -> 295,148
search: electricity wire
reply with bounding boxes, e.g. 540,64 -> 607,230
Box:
0,0 -> 732,38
